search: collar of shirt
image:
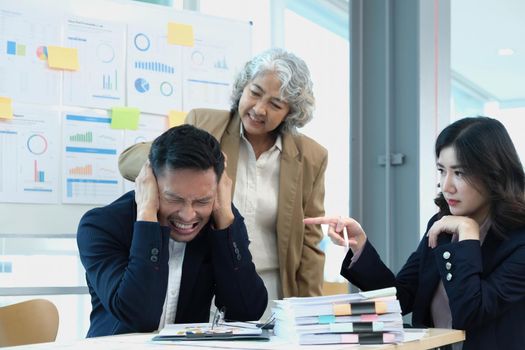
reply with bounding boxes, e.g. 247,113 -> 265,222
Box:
239,121 -> 283,153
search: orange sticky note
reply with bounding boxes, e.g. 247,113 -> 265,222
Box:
111,107 -> 140,130
47,46 -> 79,71
167,22 -> 194,47
168,110 -> 186,128
0,97 -> 13,120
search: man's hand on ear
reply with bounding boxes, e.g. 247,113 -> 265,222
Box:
212,154 -> 234,230
135,161 -> 159,222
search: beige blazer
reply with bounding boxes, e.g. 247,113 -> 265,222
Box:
119,108 -> 328,297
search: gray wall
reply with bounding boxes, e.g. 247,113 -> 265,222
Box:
350,0 -> 451,274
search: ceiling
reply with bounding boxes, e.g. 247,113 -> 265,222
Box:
451,0 -> 525,104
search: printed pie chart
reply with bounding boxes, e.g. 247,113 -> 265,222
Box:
27,134 -> 48,155
36,46 -> 48,61
134,78 -> 150,93
97,43 -> 115,63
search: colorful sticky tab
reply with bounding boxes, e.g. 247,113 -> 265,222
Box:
329,323 -> 354,333
167,22 -> 194,46
168,110 -> 187,128
372,321 -> 385,332
374,301 -> 387,314
47,46 -> 79,71
111,107 -> 140,130
0,97 -> 13,120
318,315 -> 336,324
340,334 -> 359,343
333,303 -> 352,316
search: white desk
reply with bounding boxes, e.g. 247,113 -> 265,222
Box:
5,328 -> 465,350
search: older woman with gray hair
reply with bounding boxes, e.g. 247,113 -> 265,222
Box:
118,48 -> 327,312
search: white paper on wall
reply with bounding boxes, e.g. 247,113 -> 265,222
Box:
123,113 -> 167,193
127,24 -> 183,115
0,104 -> 59,203
62,109 -> 124,204
179,13 -> 252,112
63,16 -> 126,109
0,9 -> 61,105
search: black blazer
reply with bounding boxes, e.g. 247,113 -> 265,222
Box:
341,214 -> 525,350
77,191 -> 267,337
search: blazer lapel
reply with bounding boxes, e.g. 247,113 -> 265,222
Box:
413,234 -> 451,326
276,133 -> 301,266
219,115 -> 241,196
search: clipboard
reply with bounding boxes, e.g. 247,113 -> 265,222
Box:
151,322 -> 271,342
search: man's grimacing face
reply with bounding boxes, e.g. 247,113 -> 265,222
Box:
156,167 -> 217,242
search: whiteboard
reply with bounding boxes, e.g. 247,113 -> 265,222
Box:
0,0 -> 252,234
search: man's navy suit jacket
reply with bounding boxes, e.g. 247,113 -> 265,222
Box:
77,191 -> 267,337
342,214 -> 525,350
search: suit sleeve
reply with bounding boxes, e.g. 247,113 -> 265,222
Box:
77,209 -> 170,331
342,237 -> 424,315
433,238 -> 525,330
117,110 -> 198,182
118,142 -> 151,182
297,151 -> 328,296
209,207 -> 268,321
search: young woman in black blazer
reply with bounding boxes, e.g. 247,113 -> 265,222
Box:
305,116 -> 525,350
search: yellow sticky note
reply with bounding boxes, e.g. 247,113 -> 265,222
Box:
168,110 -> 187,128
47,46 -> 79,71
111,107 -> 140,130
0,97 -> 13,120
168,22 -> 194,47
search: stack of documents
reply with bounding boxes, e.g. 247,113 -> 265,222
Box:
273,287 -> 404,345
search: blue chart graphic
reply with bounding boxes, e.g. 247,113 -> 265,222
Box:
214,57 -> 228,69
66,146 -> 116,155
102,70 -> 118,90
160,81 -> 173,96
135,78 -> 150,93
7,40 -> 26,56
134,61 -> 174,74
134,33 -> 150,52
66,178 -> 118,198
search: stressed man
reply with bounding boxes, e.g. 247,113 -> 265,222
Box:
77,125 -> 267,337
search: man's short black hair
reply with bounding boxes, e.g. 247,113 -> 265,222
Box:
149,124 -> 224,181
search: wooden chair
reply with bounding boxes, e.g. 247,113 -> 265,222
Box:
0,299 -> 59,347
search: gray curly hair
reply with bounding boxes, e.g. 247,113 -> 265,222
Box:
230,48 -> 315,134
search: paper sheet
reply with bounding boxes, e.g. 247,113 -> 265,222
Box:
62,110 -> 124,204
0,104 -> 59,203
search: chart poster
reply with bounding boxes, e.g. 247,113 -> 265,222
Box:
179,15 -> 250,112
63,17 -> 126,109
62,110 -> 124,204
0,9 -> 61,105
127,24 -> 183,115
0,104 -> 59,203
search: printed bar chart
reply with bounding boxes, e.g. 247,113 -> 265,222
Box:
69,164 -> 93,176
69,131 -> 93,143
134,61 -> 175,74
33,160 -> 45,183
